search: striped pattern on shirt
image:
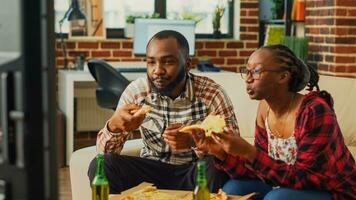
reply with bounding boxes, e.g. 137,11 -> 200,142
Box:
97,73 -> 239,165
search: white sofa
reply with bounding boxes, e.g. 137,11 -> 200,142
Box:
69,74 -> 356,200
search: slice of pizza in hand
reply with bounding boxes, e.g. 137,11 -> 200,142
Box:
179,114 -> 226,136
178,124 -> 205,134
130,105 -> 153,116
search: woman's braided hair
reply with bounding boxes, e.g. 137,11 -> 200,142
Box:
261,44 -> 333,107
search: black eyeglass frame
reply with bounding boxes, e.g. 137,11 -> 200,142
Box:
239,66 -> 290,80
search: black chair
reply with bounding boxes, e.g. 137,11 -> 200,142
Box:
88,59 -> 130,110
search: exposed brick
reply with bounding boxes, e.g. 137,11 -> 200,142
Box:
330,66 -> 347,72
56,50 -> 63,57
336,0 -> 355,6
331,28 -> 348,35
335,18 -> 356,26
77,42 -> 99,49
240,26 -> 247,32
335,46 -> 356,54
227,58 -> 245,65
240,34 -> 258,40
309,53 -> 323,62
347,66 -> 356,73
311,37 -> 324,43
56,41 -> 76,49
195,41 -> 204,49
309,44 -> 320,52
91,50 -> 111,57
205,41 -> 225,49
248,10 -> 258,16
56,59 -> 64,67
348,9 -> 356,16
335,56 -> 355,63
246,42 -> 259,49
319,28 -> 330,34
219,50 -> 237,57
240,10 -> 247,16
306,18 -> 334,26
68,51 -> 89,58
325,55 -> 334,62
349,28 -> 356,34
336,9 -> 347,16
197,50 -> 217,57
308,27 -> 320,34
211,58 -> 225,65
122,42 -> 133,49
113,50 -> 132,57
327,37 -> 356,44
101,42 -> 120,49
247,26 -> 259,32
317,64 -> 330,71
226,41 -> 244,49
121,58 -> 144,62
240,50 -> 254,57
240,18 -> 258,24
240,2 -> 258,9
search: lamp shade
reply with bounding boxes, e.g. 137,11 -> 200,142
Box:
67,0 -> 86,21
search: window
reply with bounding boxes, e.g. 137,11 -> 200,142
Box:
104,0 -> 154,28
55,0 -> 70,33
55,0 -> 233,38
167,0 -> 231,35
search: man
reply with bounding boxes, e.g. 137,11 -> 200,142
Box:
88,30 -> 239,193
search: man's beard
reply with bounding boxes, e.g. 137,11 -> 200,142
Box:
148,67 -> 186,97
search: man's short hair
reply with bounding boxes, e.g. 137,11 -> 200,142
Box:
146,30 -> 190,59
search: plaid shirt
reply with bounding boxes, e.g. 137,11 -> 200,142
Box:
215,92 -> 356,200
97,73 -> 239,165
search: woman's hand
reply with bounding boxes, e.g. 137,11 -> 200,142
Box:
190,130 -> 226,160
211,130 -> 257,162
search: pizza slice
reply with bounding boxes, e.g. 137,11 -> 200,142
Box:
179,114 -> 226,136
130,105 -> 153,116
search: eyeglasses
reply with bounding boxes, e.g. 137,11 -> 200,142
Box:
239,66 -> 290,80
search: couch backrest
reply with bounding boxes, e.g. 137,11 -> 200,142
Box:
318,75 -> 356,154
217,74 -> 356,157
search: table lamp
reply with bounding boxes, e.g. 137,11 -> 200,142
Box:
59,0 -> 86,69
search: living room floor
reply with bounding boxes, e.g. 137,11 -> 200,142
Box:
59,167 -> 71,200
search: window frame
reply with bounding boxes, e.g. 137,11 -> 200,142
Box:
57,0 -> 234,39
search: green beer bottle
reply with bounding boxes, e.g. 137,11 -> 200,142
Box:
193,160 -> 210,200
92,154 -> 109,200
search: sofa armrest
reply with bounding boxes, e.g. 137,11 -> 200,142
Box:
69,138 -> 143,200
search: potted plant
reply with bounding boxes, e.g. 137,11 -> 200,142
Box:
180,11 -> 203,25
125,15 -> 141,38
125,13 -> 160,38
212,3 -> 225,38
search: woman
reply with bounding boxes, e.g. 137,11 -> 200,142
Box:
191,45 -> 356,200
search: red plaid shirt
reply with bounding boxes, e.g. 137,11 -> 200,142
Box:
215,92 -> 356,200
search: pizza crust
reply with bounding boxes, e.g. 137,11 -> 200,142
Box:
130,105 -> 153,115
179,114 -> 226,136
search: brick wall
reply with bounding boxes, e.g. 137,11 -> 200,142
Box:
306,0 -> 356,78
55,0 -> 356,78
55,0 -> 259,72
